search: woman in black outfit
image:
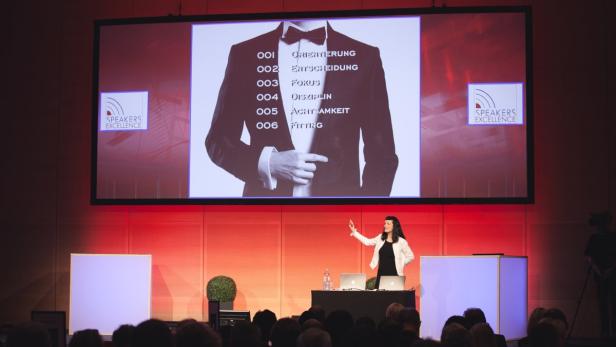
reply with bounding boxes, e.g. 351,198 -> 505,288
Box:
348,216 -> 415,289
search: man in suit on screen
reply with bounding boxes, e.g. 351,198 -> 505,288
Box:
205,20 -> 398,197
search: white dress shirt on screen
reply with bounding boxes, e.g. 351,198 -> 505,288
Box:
257,21 -> 328,197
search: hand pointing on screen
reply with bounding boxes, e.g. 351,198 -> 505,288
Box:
270,150 -> 328,185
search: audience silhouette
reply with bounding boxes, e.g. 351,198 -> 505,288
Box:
112,324 -> 135,347
252,310 -> 276,347
270,318 -> 301,347
133,319 -> 173,347
462,308 -> 505,347
441,322 -> 471,347
5,303 -> 594,347
175,321 -> 221,347
68,329 -> 102,347
6,322 -> 51,347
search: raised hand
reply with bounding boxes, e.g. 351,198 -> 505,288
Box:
348,219 -> 357,234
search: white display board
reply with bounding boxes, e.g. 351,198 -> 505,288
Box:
69,254 -> 152,335
420,255 -> 527,341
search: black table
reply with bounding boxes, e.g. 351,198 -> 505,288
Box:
311,290 -> 416,323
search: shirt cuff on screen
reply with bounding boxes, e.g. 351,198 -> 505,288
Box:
258,146 -> 278,190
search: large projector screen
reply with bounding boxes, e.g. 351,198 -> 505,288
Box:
92,7 -> 532,204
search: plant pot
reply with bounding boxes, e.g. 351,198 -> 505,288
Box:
220,301 -> 233,310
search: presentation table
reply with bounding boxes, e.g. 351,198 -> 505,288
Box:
311,290 -> 415,322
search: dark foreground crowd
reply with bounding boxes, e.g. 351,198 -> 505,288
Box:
2,305 -> 571,347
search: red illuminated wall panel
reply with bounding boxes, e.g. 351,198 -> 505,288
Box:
281,206 -> 362,317
129,209 -> 203,320
205,206 -> 282,317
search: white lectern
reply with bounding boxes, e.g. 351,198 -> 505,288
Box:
70,254 -> 152,335
420,255 -> 527,340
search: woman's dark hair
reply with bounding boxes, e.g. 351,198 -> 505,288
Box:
381,216 -> 406,242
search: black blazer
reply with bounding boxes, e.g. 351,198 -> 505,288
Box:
205,23 -> 398,197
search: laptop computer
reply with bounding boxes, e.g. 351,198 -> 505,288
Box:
379,276 -> 405,290
339,273 -> 366,290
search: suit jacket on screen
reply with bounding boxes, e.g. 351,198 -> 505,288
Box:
205,23 -> 398,197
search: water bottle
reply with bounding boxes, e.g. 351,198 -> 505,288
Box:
323,269 -> 331,290
326,270 -> 332,290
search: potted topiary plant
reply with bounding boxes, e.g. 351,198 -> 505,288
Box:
207,275 -> 237,310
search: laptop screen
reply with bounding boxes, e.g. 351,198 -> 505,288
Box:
339,273 -> 366,290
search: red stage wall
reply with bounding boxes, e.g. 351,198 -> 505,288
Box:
1,0 -> 615,339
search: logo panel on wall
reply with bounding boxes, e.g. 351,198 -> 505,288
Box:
100,91 -> 149,131
467,83 -> 524,125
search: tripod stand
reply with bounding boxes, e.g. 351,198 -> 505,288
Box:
568,264 -> 592,340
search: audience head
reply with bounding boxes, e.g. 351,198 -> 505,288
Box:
270,318 -> 301,347
529,320 -> 562,347
298,311 -> 317,327
354,317 -> 376,332
399,329 -> 420,347
112,324 -> 135,347
228,321 -> 260,347
412,339 -> 442,347
178,319 -> 199,331
301,319 -> 324,331
385,303 -> 404,321
218,326 -> 232,347
538,318 -> 566,344
308,307 -> 326,323
68,329 -> 102,347
324,310 -> 353,346
346,318 -> 377,347
133,319 -> 173,347
462,308 -> 486,328
443,316 -> 469,330
253,310 -> 277,343
469,323 -> 495,347
542,308 -> 568,333
175,322 -> 222,347
527,307 -> 546,336
377,319 -> 402,347
440,323 -> 471,347
398,308 -> 421,333
296,328 -> 332,347
6,322 -> 51,347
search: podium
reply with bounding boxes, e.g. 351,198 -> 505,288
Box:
70,254 -> 152,335
420,255 -> 527,340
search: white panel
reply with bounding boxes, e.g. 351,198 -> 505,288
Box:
420,256 -> 499,340
499,257 -> 527,339
70,254 -> 151,335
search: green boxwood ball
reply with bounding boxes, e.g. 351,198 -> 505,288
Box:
207,275 -> 237,302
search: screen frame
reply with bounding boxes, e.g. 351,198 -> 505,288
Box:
91,6 -> 534,205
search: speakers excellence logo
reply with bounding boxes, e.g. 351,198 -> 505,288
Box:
468,83 -> 524,125
100,91 -> 149,131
